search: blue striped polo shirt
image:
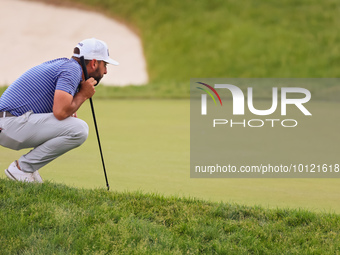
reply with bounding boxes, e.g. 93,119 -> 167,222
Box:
0,58 -> 82,116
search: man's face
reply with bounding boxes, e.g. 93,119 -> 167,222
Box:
90,61 -> 107,84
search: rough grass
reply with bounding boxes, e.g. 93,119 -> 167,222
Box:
0,178 -> 339,254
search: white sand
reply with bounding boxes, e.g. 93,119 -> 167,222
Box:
0,0 -> 148,86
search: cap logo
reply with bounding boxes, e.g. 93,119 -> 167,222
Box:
78,43 -> 83,47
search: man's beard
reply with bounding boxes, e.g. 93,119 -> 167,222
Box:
93,75 -> 103,85
89,67 -> 103,85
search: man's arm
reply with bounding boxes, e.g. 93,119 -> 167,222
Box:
53,78 -> 97,120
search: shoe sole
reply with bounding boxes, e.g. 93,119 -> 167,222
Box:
5,169 -> 17,181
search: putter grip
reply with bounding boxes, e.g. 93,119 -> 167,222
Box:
80,56 -> 89,80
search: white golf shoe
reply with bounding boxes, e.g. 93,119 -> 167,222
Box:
5,161 -> 35,183
32,171 -> 43,183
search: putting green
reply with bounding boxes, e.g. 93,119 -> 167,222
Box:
1,99 -> 339,213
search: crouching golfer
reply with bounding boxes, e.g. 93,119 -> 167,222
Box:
0,38 -> 118,183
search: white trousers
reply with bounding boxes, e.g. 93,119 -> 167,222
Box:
0,111 -> 88,173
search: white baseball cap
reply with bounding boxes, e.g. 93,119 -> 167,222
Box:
73,38 -> 119,65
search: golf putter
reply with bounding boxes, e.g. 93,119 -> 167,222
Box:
80,56 -> 110,191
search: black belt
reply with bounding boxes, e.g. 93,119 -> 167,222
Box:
0,111 -> 15,118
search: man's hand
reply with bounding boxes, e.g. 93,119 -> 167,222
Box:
78,78 -> 97,99
53,78 -> 97,120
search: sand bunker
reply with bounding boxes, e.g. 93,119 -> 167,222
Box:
0,0 -> 148,86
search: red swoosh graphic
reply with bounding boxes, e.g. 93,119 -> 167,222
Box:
196,82 -> 223,106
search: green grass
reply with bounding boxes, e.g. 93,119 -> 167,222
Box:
1,99 -> 340,214
32,0 -> 340,98
1,179 -> 339,254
